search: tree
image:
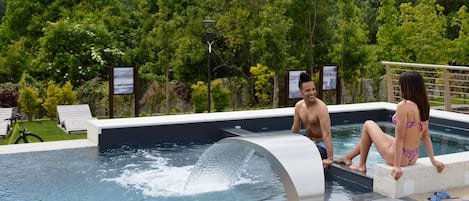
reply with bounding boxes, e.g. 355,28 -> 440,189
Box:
288,0 -> 341,73
0,0 -> 45,48
399,0 -> 449,64
0,0 -> 6,24
0,38 -> 31,83
37,18 -> 120,85
250,1 -> 295,108
329,0 -> 370,103
451,6 -> 469,65
376,0 -> 403,62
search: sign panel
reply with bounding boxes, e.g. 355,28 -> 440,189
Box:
289,71 -> 304,99
322,66 -> 337,90
113,67 -> 134,94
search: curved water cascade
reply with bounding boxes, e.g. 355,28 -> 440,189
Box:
184,133 -> 324,201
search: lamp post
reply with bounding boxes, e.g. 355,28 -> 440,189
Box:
203,19 -> 215,113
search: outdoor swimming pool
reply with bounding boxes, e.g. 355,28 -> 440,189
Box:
0,142 -> 358,201
0,122 -> 466,201
1,102 -> 468,200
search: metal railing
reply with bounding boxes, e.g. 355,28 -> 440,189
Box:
383,61 -> 469,114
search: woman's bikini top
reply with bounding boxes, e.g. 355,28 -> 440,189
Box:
392,113 -> 427,129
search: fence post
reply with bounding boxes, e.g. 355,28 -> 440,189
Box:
386,64 -> 394,103
443,69 -> 451,111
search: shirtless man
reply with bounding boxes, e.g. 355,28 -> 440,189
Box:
291,72 -> 334,168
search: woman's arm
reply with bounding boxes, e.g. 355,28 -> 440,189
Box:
421,126 -> 445,172
392,103 -> 407,179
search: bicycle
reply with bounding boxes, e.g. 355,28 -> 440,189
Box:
4,113 -> 44,144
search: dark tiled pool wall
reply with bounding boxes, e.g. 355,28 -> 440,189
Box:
97,108 -> 468,147
429,116 -> 469,137
98,109 -> 391,147
327,163 -> 373,189
98,115 -> 294,147
329,109 -> 391,125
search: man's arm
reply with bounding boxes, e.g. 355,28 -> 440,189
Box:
318,105 -> 333,162
291,104 -> 301,133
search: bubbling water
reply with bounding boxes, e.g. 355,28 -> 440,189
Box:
183,141 -> 256,194
99,143 -> 283,200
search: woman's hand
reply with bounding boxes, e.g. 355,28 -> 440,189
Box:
432,160 -> 445,173
391,166 -> 403,180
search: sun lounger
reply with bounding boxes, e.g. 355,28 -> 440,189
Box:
57,104 -> 97,134
0,108 -> 13,138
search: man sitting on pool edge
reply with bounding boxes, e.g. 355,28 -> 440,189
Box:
291,72 -> 334,169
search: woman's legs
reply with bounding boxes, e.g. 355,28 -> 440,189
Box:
337,120 -> 395,172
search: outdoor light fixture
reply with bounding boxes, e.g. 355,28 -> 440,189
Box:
202,19 -> 216,113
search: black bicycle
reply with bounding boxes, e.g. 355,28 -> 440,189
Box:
4,113 -> 44,144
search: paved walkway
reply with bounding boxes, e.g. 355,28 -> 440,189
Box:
407,185 -> 469,200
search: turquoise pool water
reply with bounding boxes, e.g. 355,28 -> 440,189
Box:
332,122 -> 468,171
0,142 -> 367,201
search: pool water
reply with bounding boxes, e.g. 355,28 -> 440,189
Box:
0,142 -> 370,201
0,123 -> 466,201
332,122 -> 469,171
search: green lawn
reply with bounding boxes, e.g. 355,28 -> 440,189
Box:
0,120 -> 87,145
429,95 -> 469,106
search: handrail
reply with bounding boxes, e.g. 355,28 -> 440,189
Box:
382,61 -> 469,71
382,61 -> 469,114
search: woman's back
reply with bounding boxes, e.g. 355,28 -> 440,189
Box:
397,100 -> 427,151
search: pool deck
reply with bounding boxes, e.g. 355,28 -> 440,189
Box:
0,139 -> 95,154
408,185 -> 469,200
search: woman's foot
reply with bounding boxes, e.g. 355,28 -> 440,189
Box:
334,157 -> 352,166
349,163 -> 366,172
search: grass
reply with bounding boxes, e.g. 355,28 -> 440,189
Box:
0,119 -> 87,145
429,95 -> 469,106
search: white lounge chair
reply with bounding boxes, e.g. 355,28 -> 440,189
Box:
0,108 -> 13,138
57,104 -> 97,134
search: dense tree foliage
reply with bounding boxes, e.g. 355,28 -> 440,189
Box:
1,0 -> 469,111
329,0 -> 370,102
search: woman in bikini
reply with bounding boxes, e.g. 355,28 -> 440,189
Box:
335,71 -> 445,180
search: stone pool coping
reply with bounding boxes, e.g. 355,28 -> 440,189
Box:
0,139 -> 95,155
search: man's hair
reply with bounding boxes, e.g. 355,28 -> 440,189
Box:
298,72 -> 312,89
399,71 -> 430,121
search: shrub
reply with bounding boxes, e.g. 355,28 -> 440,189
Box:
143,81 -> 164,115
249,63 -> 274,105
191,81 -> 208,113
76,77 -> 103,116
42,80 -> 61,118
18,86 -> 42,121
0,83 -> 19,108
211,79 -> 230,112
